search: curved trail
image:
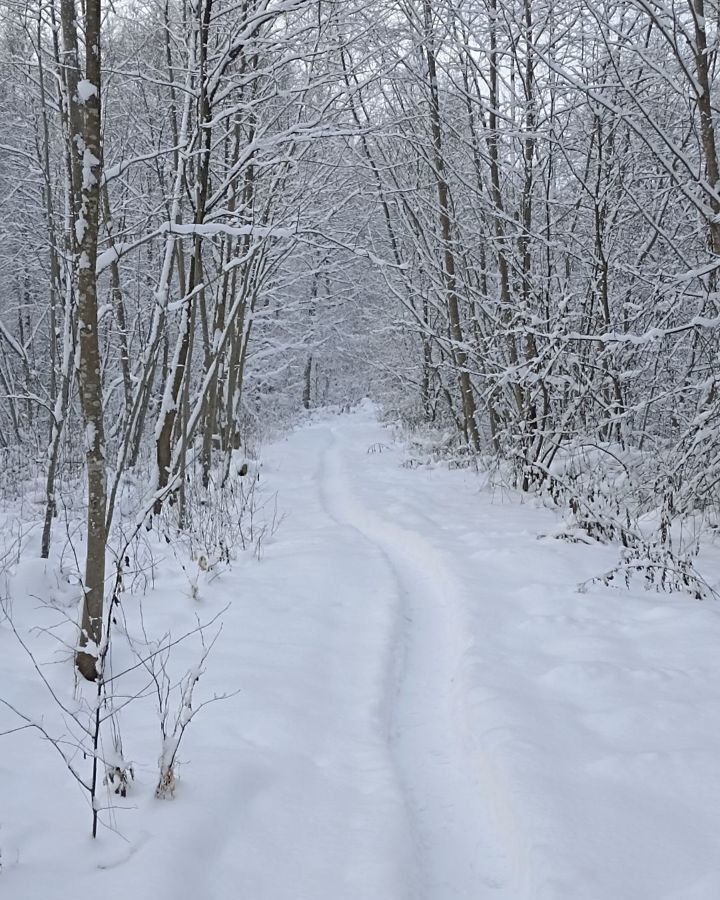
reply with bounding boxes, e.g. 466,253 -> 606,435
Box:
7,407 -> 720,900
317,421 -> 520,898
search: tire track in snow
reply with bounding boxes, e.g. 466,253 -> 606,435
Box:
318,424 -> 521,900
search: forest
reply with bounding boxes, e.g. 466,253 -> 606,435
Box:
1,0 -> 720,897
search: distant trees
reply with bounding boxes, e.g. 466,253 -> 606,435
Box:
0,0 -> 367,678
343,0 -> 720,489
1,0 -> 720,664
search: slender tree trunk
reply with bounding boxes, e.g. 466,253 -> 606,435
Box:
61,0 -> 107,681
39,4 -> 72,559
422,0 -> 480,451
155,0 -> 213,509
691,0 -> 720,256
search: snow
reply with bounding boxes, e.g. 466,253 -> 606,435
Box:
2,406 -> 720,898
82,149 -> 101,189
75,214 -> 87,245
77,81 -> 98,103
163,222 -> 294,239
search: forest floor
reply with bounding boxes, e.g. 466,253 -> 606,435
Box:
2,405 -> 720,899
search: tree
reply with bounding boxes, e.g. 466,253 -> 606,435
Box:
59,0 -> 107,681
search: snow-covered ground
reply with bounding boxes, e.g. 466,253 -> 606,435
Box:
2,406 -> 720,899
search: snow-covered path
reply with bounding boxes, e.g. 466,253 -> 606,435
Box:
3,407 -> 720,899
318,422 -> 509,898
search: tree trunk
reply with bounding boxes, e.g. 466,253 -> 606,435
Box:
422,0 -> 480,451
61,0 -> 107,681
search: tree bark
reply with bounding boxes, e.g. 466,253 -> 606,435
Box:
61,0 -> 107,681
422,0 -> 480,451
